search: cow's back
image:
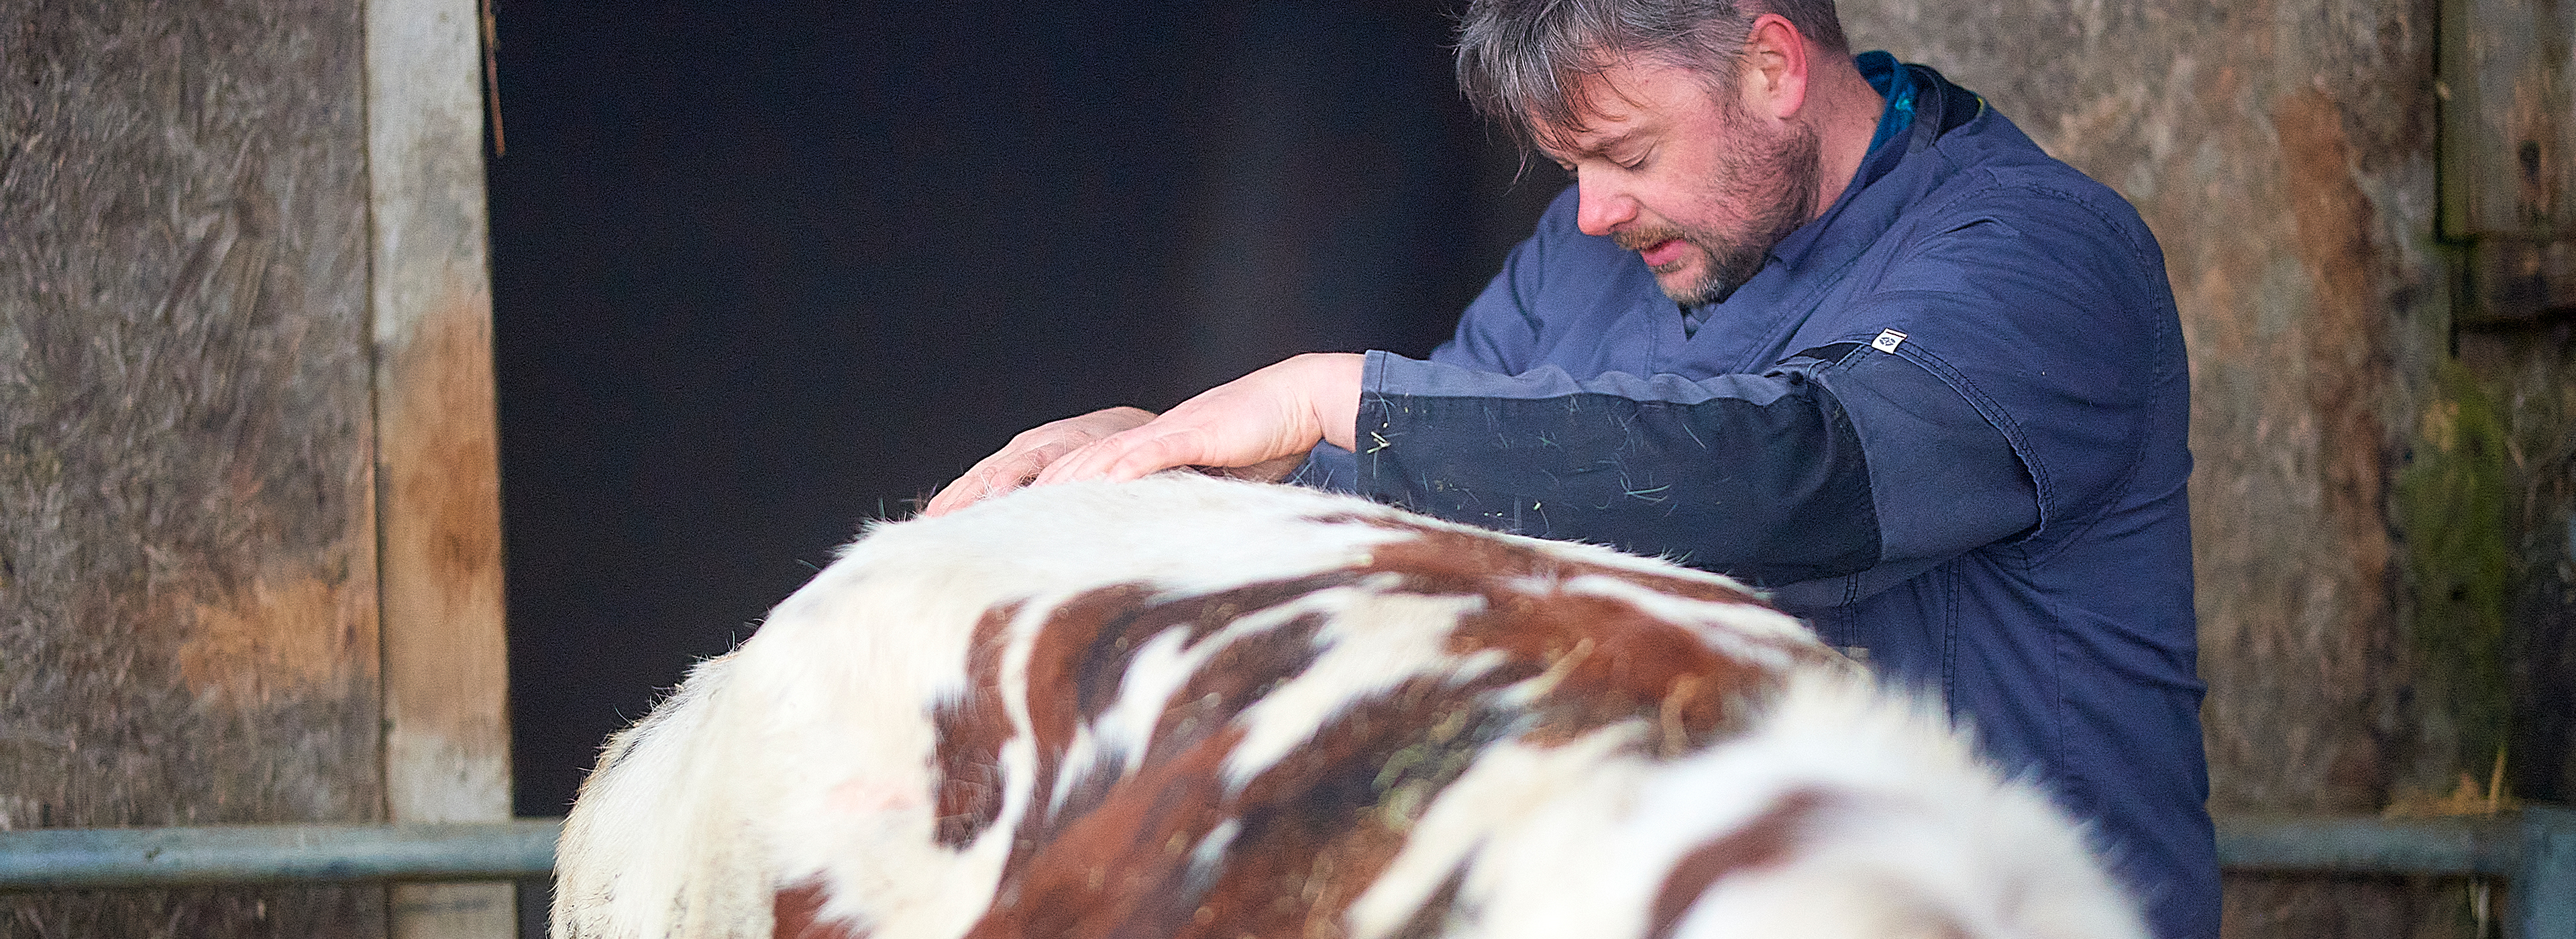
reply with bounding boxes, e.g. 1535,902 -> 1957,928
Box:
553,475 -> 2145,939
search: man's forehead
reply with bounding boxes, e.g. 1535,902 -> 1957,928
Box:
1529,87 -> 1655,159
1527,59 -> 1700,156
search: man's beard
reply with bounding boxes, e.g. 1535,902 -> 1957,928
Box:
1618,118 -> 1824,306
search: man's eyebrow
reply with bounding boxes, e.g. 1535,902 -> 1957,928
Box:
1543,130 -> 1640,164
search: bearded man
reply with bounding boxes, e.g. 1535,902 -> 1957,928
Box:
924,2 -> 2217,936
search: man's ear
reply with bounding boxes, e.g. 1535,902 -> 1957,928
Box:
1739,13 -> 1810,121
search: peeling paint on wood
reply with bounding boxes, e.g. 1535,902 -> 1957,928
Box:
0,0 -> 388,935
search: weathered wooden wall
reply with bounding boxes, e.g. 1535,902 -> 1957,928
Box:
3,0 -> 513,936
0,0 -> 388,935
1839,1 -> 2574,936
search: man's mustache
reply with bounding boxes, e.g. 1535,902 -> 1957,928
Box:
1612,227 -> 1689,252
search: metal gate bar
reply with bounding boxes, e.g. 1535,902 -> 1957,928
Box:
2217,807 -> 2573,939
1,810 -> 2568,936
0,819 -> 559,891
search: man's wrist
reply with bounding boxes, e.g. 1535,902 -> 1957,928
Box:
1299,352 -> 1365,452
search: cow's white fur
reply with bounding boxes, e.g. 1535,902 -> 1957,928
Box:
553,474 -> 2147,939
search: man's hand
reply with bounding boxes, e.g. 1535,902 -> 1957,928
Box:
1034,353 -> 1363,487
921,406 -> 1157,517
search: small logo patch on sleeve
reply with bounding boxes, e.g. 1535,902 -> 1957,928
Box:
1870,329 -> 1909,353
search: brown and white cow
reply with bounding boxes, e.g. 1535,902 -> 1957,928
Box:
553,474 -> 2145,939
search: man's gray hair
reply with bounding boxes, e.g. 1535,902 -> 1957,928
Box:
1454,0 -> 1849,148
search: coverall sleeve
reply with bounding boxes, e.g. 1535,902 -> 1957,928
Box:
1353,342 -> 2036,602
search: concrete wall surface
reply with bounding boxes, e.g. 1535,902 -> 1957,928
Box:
1841,1 -> 2573,936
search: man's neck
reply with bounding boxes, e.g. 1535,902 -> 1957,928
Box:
1801,52 -> 1889,219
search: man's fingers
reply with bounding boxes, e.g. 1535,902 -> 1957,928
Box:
923,449 -> 1046,516
924,407 -> 1161,517
1029,433 -> 1127,487
942,356 -> 1354,506
1100,428 -> 1216,482
1033,425 -> 1181,486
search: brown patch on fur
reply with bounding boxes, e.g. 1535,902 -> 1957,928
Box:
1455,590 -> 1780,754
1155,574 -> 1369,651
1016,578 -> 1355,840
970,613 -> 1500,939
1172,677 -> 1505,939
1338,527 -> 1811,756
998,579 -> 1346,890
1146,612 -> 1328,764
1644,789 -> 1831,939
1010,582 -> 1154,859
1055,575 -> 1364,730
1029,582 -> 1159,751
931,602 -> 1020,848
1384,865 -> 1469,939
774,879 -> 868,938
1320,514 -> 1768,607
967,725 -> 1245,939
950,522 -> 1819,939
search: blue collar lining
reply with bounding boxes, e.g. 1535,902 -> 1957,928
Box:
1857,50 -> 1917,154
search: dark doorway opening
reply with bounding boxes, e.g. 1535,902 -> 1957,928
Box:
487,3 -> 1556,932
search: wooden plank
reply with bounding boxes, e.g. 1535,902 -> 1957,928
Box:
0,0 -> 389,934
2443,0 -> 2576,238
364,0 -> 517,936
2444,0 -> 2576,323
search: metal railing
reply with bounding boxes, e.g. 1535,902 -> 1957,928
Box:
0,819 -> 559,891
1,810 -> 2569,935
2219,808 -> 2574,938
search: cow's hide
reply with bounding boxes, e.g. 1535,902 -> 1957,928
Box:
553,474 -> 2145,939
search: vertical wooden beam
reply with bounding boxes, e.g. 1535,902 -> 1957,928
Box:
366,0 -> 515,936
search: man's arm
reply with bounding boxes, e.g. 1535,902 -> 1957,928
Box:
1354,342 -> 2036,599
954,327 -> 2035,609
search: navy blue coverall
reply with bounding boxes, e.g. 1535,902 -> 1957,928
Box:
1300,55 -> 2218,939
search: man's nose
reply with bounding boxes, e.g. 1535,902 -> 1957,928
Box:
1574,172 -> 1635,237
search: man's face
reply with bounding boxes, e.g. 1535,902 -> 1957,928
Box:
1538,59 -> 1822,305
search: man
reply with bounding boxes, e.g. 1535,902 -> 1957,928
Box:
924,2 -> 2217,936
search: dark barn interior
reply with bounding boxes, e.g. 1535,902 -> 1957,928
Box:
488,0 -> 1557,830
